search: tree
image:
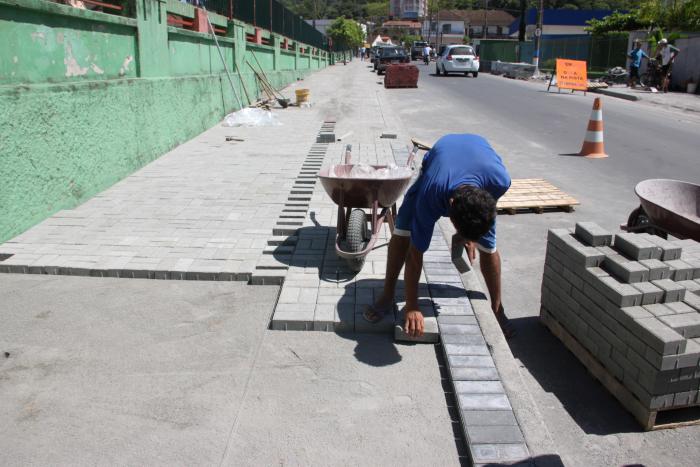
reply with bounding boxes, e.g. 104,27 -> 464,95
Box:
327,17 -> 364,50
585,11 -> 652,34
365,1 -> 389,18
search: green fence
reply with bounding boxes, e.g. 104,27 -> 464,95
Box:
203,0 -> 328,49
480,34 -> 629,72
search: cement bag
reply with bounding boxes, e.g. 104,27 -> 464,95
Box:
223,108 -> 281,127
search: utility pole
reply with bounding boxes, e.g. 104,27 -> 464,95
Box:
533,0 -> 544,76
483,0 -> 488,39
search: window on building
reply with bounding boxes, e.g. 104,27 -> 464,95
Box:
430,22 -> 437,32
471,26 -> 482,35
442,23 -> 452,34
488,26 -> 497,34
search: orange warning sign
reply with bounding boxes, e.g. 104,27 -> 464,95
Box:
556,59 -> 588,91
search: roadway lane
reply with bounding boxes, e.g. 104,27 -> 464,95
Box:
383,64 -> 700,467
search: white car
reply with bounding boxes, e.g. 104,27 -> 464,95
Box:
436,45 -> 479,77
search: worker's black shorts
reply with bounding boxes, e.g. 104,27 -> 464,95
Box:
661,64 -> 671,76
629,66 -> 639,79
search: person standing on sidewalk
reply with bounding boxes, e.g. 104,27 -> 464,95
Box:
363,134 -> 514,338
627,39 -> 649,88
656,38 -> 680,93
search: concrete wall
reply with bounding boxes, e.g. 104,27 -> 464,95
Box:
0,0 -> 329,243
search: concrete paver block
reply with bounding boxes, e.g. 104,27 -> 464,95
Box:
575,222 -> 613,247
449,367 -> 501,381
651,279 -> 686,303
665,260 -> 696,281
465,425 -> 525,444
603,254 -> 649,283
453,380 -> 504,394
658,313 -> 700,339
469,443 -> 529,464
614,233 -> 661,260
458,393 -> 512,411
639,259 -> 671,281
461,410 -> 517,426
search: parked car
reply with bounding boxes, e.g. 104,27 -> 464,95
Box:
375,47 -> 410,75
411,40 -> 428,61
435,44 -> 479,77
371,45 -> 391,70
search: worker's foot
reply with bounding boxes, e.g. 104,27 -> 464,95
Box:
362,300 -> 397,324
495,305 -> 516,339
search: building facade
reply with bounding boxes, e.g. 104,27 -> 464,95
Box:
390,0 -> 428,20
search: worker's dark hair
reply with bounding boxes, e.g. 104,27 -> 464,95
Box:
449,186 -> 497,241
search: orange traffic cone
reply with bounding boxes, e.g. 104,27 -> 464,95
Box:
579,97 -> 608,159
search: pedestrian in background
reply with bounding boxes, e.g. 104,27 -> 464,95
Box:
627,39 -> 649,89
360,46 -> 366,61
656,38 -> 680,93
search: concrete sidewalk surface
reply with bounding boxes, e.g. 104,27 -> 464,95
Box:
0,274 -> 462,466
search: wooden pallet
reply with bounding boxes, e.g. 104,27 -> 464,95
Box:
541,309 -> 700,431
498,178 -> 579,214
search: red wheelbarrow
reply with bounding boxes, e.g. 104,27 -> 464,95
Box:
623,179 -> 700,241
318,141 -> 428,271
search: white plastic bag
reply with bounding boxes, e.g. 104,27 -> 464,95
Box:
223,108 -> 281,127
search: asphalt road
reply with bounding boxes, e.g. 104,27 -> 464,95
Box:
384,63 -> 700,467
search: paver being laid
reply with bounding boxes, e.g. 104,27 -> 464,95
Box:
540,222 -> 700,430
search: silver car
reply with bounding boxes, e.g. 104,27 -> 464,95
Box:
436,45 -> 480,77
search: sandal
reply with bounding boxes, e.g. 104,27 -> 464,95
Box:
495,305 -> 516,339
362,302 -> 397,324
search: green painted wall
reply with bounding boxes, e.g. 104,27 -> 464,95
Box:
0,0 -> 328,243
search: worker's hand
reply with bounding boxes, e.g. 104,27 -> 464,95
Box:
404,309 -> 424,338
466,241 -> 477,264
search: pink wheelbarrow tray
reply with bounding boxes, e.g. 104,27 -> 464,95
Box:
622,179 -> 700,241
318,143 -> 420,272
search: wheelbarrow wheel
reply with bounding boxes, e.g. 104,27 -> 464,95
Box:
346,209 -> 369,272
627,205 -> 667,239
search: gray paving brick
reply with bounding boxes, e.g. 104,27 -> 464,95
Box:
575,222 -> 613,247
643,303 -> 677,317
437,315 -> 478,326
658,313 -> 700,338
439,324 -> 483,335
585,275 -> 642,308
448,355 -> 496,368
458,393 -> 512,411
469,443 -> 529,464
651,279 -> 686,303
547,229 -> 606,267
454,380 -> 504,394
614,233 -> 661,260
665,259 -> 696,281
441,333 -> 486,345
631,281 -> 664,305
683,291 -> 700,311
603,254 -> 649,283
466,425 -> 525,444
461,410 -> 517,426
638,233 -> 682,261
449,367 -> 500,381
639,259 -> 671,281
677,280 -> 700,295
444,344 -> 490,356
629,317 -> 687,355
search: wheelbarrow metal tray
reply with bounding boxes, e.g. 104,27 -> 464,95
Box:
318,165 -> 413,209
635,179 -> 700,241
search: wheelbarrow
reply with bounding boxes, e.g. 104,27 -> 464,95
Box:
318,140 -> 430,272
622,179 -> 700,241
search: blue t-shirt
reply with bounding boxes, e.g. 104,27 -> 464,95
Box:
629,48 -> 648,67
405,134 -> 511,252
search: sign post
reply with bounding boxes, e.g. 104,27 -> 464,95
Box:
548,59 -> 588,95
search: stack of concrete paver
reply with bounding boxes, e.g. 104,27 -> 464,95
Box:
384,64 -> 419,88
540,222 -> 700,423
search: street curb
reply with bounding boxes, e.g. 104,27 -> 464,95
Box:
591,88 -> 640,101
438,220 -> 559,464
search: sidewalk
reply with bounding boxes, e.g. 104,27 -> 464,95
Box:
593,84 -> 700,113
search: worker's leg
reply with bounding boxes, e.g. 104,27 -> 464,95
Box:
374,234 -> 410,309
479,249 -> 502,314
